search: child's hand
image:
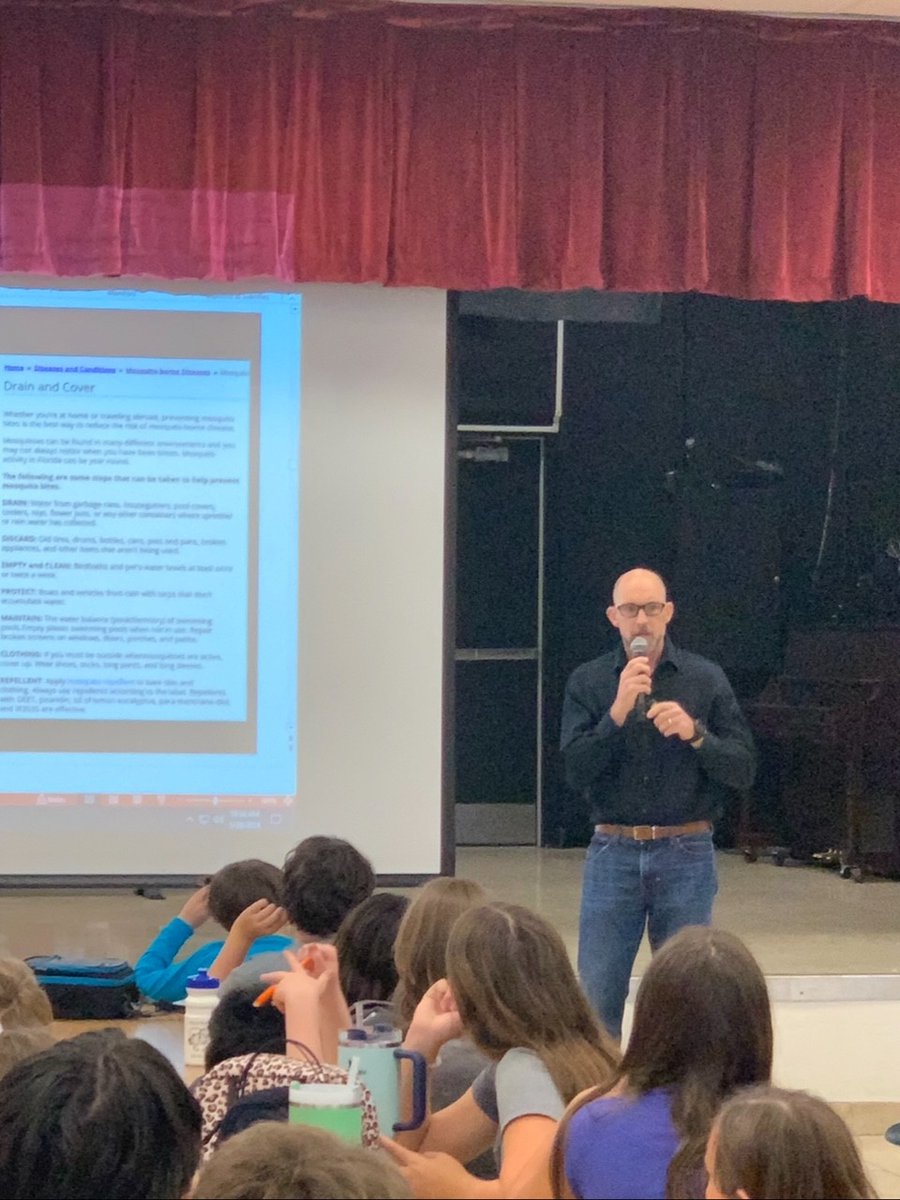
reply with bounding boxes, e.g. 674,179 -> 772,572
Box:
262,948 -> 328,1012
231,898 -> 288,944
301,943 -> 339,981
381,1139 -> 477,1200
178,884 -> 211,929
405,979 -> 462,1059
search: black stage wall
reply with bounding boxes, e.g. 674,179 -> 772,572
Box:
456,294 -> 900,845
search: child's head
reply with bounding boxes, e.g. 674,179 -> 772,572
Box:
393,877 -> 488,1027
193,1121 -> 411,1199
623,926 -> 772,1197
0,957 -> 53,1028
446,902 -> 619,1103
334,892 -> 410,1007
706,1086 -> 876,1200
0,1029 -> 201,1200
625,926 -> 772,1097
552,927 -> 771,1200
0,960 -> 54,1085
0,1028 -> 55,1083
281,837 -> 375,938
205,985 -> 287,1071
208,860 -> 284,931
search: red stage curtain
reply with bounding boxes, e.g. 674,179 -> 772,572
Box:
3,2 -> 900,299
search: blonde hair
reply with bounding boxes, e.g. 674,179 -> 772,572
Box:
0,958 -> 53,1029
0,959 -> 54,1083
193,1122 -> 411,1199
392,877 -> 488,1029
0,1027 -> 55,1082
447,902 -> 619,1105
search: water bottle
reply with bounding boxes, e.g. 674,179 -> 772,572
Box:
183,968 -> 220,1067
288,1079 -> 365,1143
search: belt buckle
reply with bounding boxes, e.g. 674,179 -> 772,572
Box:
632,824 -> 654,841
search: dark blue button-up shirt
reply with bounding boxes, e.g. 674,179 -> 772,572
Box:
560,640 -> 755,826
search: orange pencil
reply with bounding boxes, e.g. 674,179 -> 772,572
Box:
253,955 -> 315,1007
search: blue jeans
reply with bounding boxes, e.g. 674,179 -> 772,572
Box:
577,829 -> 717,1039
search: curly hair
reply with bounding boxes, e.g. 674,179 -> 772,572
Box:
281,837 -> 374,937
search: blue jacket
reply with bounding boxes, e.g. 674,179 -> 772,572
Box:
134,916 -> 293,1003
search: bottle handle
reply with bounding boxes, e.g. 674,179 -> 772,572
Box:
391,1048 -> 427,1132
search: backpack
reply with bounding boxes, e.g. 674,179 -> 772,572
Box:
191,1052 -> 380,1160
25,956 -> 139,1019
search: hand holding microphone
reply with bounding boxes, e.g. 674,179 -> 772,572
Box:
609,635 -> 653,726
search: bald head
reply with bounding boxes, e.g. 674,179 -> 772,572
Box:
612,568 -> 668,606
607,567 -> 673,663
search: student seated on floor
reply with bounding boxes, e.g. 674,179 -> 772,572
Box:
392,877 -> 495,1179
0,1029 -> 201,1200
203,983 -> 287,1070
705,1085 -> 876,1200
193,1122 -> 410,1199
193,946 -> 379,1161
0,958 -> 55,1081
551,927 -> 773,1200
334,891 -> 409,1008
135,858 -> 290,1002
213,837 -> 375,991
382,902 -> 620,1200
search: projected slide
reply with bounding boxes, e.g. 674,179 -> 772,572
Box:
0,288 -> 299,827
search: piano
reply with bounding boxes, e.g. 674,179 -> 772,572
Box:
743,628 -> 900,879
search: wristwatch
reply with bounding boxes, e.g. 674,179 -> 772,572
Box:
690,720 -> 707,749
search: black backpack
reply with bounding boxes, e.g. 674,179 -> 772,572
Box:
25,956 -> 139,1019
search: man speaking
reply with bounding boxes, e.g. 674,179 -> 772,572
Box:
560,567 -> 755,1038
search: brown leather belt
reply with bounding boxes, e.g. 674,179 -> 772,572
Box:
594,820 -> 712,842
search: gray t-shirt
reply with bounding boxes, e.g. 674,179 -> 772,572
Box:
432,1039 -> 496,1180
471,1047 -> 565,1141
218,947 -> 297,996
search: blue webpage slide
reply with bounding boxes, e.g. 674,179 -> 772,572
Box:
2,354 -> 250,722
0,287 -> 299,804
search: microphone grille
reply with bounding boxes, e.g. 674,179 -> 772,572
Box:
630,636 -> 649,658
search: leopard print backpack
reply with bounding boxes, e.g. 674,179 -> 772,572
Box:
191,1052 -> 380,1159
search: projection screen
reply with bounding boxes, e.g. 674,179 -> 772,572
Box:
0,279 -> 448,881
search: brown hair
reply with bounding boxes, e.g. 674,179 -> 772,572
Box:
0,958 -> 53,1029
711,1086 -> 876,1200
446,903 -> 619,1105
552,926 -> 773,1200
208,860 -> 284,931
192,1121 -> 411,1199
392,877 -> 488,1029
334,892 -> 410,1007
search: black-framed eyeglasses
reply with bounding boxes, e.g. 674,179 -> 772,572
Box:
616,602 -> 667,618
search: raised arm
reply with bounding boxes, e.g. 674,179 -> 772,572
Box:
206,898 -> 287,982
134,885 -> 209,1002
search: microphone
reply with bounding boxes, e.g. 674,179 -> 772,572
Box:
629,635 -> 650,718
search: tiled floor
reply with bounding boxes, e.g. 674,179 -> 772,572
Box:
858,1137 -> 900,1199
3,847 -> 899,975
454,846 -> 900,976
